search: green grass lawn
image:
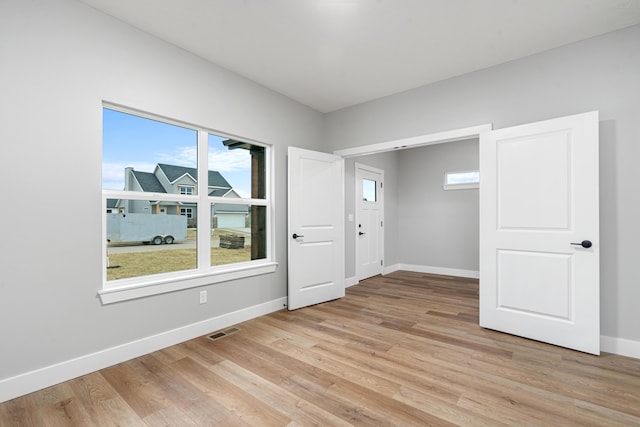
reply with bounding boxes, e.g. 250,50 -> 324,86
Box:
107,245 -> 252,281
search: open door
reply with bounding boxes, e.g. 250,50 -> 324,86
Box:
288,147 -> 344,310
480,111 -> 600,354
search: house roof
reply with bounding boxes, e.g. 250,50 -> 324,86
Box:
209,188 -> 230,197
106,199 -> 118,208
157,163 -> 231,188
132,170 -> 166,193
214,203 -> 249,213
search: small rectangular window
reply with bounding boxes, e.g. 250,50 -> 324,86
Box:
362,178 -> 377,202
443,170 -> 480,190
179,186 -> 194,195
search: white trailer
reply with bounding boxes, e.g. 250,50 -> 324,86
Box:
107,213 -> 187,245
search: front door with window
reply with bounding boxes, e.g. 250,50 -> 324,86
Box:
356,163 -> 384,281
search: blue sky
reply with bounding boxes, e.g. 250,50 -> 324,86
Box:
102,108 -> 252,197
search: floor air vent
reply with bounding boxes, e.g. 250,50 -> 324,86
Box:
208,327 -> 240,341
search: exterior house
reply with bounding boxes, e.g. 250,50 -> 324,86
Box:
110,163 -> 248,228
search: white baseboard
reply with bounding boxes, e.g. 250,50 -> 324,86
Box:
393,264 -> 480,279
383,264 -> 400,275
345,276 -> 359,288
0,297 -> 287,404
601,335 -> 640,359
4,295 -> 636,404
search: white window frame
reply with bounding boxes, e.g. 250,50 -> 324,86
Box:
100,103 -> 276,304
443,170 -> 480,190
179,185 -> 195,195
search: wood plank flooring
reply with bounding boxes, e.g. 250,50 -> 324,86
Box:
2,271 -> 640,426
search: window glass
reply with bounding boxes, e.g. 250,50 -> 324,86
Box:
445,171 -> 479,185
102,108 -> 197,191
179,186 -> 194,195
210,203 -> 266,266
102,106 -> 271,294
106,200 -> 196,281
208,134 -> 265,199
362,178 -> 377,201
443,170 -> 480,190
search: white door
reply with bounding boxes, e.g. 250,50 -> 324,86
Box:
479,111 -> 600,355
288,147 -> 345,310
356,163 -> 384,280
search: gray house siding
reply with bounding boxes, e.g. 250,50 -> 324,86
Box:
116,164 -> 247,228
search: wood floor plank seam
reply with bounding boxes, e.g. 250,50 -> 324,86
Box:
2,271 -> 639,426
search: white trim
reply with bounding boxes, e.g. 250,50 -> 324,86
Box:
383,263 -> 401,275
355,163 -> 385,281
0,297 -> 287,404
443,183 -> 479,190
601,336 -> 640,359
333,124 -> 492,158
100,262 -> 278,304
395,264 -> 480,279
345,276 -> 359,287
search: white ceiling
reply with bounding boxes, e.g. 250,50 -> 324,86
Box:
79,0 -> 640,113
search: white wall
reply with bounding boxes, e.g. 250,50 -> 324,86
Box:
0,0 -> 323,397
326,25 -> 640,343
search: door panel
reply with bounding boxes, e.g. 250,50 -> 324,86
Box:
356,164 -> 384,281
288,147 -> 344,310
480,111 -> 599,355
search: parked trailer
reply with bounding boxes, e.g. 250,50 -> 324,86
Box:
107,213 -> 187,245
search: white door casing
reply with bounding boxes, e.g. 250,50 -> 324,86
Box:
288,147 -> 345,310
479,111 -> 600,355
356,163 -> 384,281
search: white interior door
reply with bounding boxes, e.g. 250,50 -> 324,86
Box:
479,111 -> 600,355
356,163 -> 384,281
288,147 -> 344,310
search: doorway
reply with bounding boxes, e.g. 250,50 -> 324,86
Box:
334,114 -> 600,355
355,163 -> 384,281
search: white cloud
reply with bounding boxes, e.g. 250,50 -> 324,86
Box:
156,146 -> 197,168
208,147 -> 251,172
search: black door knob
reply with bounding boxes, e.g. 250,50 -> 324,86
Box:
292,233 -> 304,239
359,232 -> 365,236
571,240 -> 592,248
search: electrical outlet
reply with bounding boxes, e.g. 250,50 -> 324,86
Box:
199,290 -> 207,304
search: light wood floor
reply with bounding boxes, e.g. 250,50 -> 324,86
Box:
2,271 -> 640,426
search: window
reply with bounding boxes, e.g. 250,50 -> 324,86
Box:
179,186 -> 194,195
101,104 -> 274,303
443,170 -> 480,190
362,178 -> 377,201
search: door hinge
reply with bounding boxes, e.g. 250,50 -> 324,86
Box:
381,220 -> 383,227
380,182 -> 383,188
380,260 -> 383,266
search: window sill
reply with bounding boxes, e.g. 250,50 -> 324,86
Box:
443,183 -> 479,190
98,262 -> 278,304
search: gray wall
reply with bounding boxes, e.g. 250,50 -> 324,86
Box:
0,0 -> 323,381
2,0 -> 639,392
397,139 -> 479,271
345,140 -> 478,279
326,25 -> 640,342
